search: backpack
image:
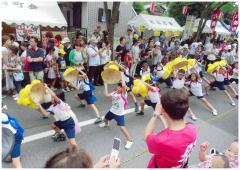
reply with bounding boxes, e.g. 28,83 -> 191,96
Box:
2,113 -> 24,136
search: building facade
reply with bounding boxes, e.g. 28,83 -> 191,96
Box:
58,2 -> 136,38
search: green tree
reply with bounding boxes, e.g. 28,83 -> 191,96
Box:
167,2 -> 236,40
133,2 -> 146,14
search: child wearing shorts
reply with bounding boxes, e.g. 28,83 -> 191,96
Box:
99,72 -> 133,149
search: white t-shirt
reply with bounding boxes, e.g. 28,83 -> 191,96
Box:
47,100 -> 71,121
188,80 -> 203,97
100,49 -> 111,65
232,68 -> 238,79
1,113 -> 17,134
140,67 -> 150,76
77,79 -> 90,91
215,72 -> 225,82
132,46 -> 140,62
74,50 -> 84,65
110,92 -> 127,116
123,68 -> 130,83
148,87 -> 160,103
205,43 -> 213,53
87,45 -> 100,66
173,77 -> 185,89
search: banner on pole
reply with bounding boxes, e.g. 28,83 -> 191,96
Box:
139,25 -> 146,32
230,11 -> 238,32
154,30 -> 161,36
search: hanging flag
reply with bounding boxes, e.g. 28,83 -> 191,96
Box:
150,1 -> 155,14
218,11 -> 224,19
182,6 -> 189,15
210,8 -> 221,30
230,11 -> 238,32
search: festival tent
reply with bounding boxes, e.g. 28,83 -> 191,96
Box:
128,14 -> 183,32
192,19 -> 230,35
0,1 -> 67,28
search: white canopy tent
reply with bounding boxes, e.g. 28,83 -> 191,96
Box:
192,19 -> 230,35
128,14 -> 183,32
0,1 -> 67,28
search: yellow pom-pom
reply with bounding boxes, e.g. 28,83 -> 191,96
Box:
140,91 -> 148,97
187,59 -> 196,68
133,79 -> 141,86
142,73 -> 151,82
22,98 -> 30,106
219,60 -> 227,67
29,102 -> 35,109
132,86 -> 139,94
139,84 -> 147,94
17,98 -> 23,105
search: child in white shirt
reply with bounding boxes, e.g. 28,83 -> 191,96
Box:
99,73 -> 133,150
186,72 -> 218,116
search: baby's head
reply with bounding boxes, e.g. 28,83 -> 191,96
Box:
224,140 -> 238,158
143,62 -> 148,70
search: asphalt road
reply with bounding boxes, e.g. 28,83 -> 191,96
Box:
2,83 -> 238,168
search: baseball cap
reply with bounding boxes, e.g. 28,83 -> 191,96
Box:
61,37 -> 70,44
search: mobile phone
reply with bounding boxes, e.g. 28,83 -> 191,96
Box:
109,137 -> 121,163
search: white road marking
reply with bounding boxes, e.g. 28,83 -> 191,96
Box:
23,106 -> 150,144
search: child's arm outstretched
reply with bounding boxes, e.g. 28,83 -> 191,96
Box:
44,84 -> 59,102
120,72 -> 127,94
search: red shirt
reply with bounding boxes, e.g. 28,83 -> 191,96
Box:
146,123 -> 197,168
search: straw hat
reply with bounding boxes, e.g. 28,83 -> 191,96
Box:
173,61 -> 188,70
101,69 -> 121,84
64,69 -> 79,84
30,83 -> 45,103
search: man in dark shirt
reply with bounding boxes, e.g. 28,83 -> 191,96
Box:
115,37 -> 127,61
27,37 -> 44,82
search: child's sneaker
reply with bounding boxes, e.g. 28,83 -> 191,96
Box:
98,122 -> 109,128
40,115 -> 50,119
94,117 -> 102,124
62,89 -> 67,92
190,115 -> 197,121
125,140 -> 133,150
212,109 -> 218,116
231,102 -> 236,106
79,104 -> 86,108
136,111 -> 144,116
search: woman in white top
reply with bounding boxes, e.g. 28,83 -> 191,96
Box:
130,40 -> 140,77
98,42 -> 111,85
152,41 -> 162,67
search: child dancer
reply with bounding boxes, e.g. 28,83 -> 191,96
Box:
119,63 -> 139,112
70,69 -> 102,124
1,107 -> 24,168
230,62 -> 238,85
99,73 -> 133,149
36,84 -> 79,148
186,71 -> 218,116
210,66 -> 236,106
152,63 -> 173,88
136,81 -> 161,116
223,65 -> 238,99
172,69 -> 197,120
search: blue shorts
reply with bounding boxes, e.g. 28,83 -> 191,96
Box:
144,100 -> 157,109
11,134 -> 23,158
224,78 -> 230,86
189,91 -> 204,99
105,111 -> 125,126
211,81 -> 225,90
158,77 -> 173,88
78,91 -> 96,104
54,118 -> 75,139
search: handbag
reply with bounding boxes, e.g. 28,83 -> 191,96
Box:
13,71 -> 24,81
